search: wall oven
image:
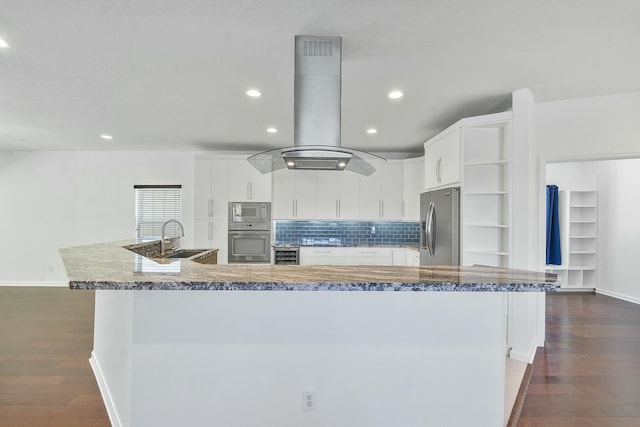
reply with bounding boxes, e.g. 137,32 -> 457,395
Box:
228,230 -> 271,263
228,202 -> 271,263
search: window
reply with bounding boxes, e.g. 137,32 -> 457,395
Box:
134,185 -> 182,241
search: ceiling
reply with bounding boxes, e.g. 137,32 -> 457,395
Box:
1,0 -> 639,156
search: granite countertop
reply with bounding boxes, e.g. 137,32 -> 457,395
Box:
59,240 -> 559,292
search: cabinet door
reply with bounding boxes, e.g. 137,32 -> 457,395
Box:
424,129 -> 461,190
294,170 -> 317,219
211,159 -> 229,219
359,165 -> 382,219
381,162 -> 403,219
338,171 -> 360,219
300,247 -> 346,265
403,158 -> 424,221
272,169 -> 296,219
228,158 -> 271,202
194,159 -> 212,220
210,219 -> 228,264
194,219 -> 213,248
316,171 -> 339,219
248,166 -> 272,202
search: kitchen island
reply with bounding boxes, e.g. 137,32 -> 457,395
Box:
60,240 -> 558,427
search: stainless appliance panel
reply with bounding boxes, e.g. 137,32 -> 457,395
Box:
420,187 -> 460,266
228,231 -> 271,263
228,202 -> 271,230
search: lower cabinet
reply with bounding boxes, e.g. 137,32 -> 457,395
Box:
194,219 -> 228,264
406,248 -> 420,266
300,247 -> 398,266
300,247 -> 346,265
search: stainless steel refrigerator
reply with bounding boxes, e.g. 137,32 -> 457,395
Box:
420,187 -> 460,266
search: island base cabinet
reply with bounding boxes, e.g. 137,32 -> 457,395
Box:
91,291 -> 507,427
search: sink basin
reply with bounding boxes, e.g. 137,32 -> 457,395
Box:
166,249 -> 208,259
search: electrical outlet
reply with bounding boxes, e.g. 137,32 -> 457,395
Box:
302,390 -> 316,412
371,226 -> 376,234
48,266 -> 54,273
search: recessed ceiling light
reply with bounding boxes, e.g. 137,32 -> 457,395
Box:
286,161 -> 295,166
0,38 -> 10,48
266,127 -> 278,133
388,90 -> 404,99
366,128 -> 378,134
100,134 -> 113,140
246,89 -> 261,98
338,162 -> 346,168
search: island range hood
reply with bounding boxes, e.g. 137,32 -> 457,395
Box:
248,36 -> 384,176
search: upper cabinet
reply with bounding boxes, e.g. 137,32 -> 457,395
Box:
272,169 -> 317,219
359,161 -> 404,220
315,171 -> 360,220
402,157 -> 424,221
194,158 -> 229,220
424,128 -> 461,190
227,158 -> 272,202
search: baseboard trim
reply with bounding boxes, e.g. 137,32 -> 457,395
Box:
510,342 -> 538,364
506,362 -> 534,427
90,352 -> 122,427
0,281 -> 68,287
596,288 -> 640,305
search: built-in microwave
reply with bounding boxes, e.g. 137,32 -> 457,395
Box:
228,202 -> 271,230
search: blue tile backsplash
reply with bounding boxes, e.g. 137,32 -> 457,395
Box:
274,220 -> 420,247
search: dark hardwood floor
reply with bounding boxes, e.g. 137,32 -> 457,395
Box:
519,293 -> 640,427
2,287 -> 640,426
0,287 -> 110,427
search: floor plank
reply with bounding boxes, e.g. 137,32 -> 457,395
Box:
0,287 -> 110,427
518,293 -> 640,426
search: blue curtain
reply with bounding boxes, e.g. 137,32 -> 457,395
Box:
546,185 -> 561,265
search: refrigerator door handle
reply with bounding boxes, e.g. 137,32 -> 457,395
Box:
430,202 -> 437,255
426,202 -> 435,257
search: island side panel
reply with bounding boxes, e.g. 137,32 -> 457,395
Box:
92,290 -> 134,427
102,291 -> 508,427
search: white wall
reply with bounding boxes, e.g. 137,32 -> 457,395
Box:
537,90 -> 640,303
547,159 -> 640,303
0,151 -> 196,285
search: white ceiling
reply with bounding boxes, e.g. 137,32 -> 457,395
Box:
1,0 -> 639,155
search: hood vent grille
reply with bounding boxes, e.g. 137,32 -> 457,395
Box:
303,40 -> 334,57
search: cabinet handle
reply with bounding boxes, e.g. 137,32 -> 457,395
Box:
292,200 -> 296,217
338,200 -> 341,217
336,200 -> 339,218
402,201 -> 405,218
246,182 -> 250,200
314,251 -> 332,254
295,200 -> 298,217
208,222 -> 212,241
381,200 -> 384,218
436,158 -> 442,183
249,182 -> 253,200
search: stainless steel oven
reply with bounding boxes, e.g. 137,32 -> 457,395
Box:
228,202 -> 271,263
228,230 -> 271,263
229,202 -> 270,230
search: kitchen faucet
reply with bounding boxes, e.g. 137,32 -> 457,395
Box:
160,219 -> 184,255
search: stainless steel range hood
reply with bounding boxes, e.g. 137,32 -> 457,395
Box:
248,36 -> 384,176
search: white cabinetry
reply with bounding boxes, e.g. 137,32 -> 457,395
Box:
546,190 -> 597,289
227,158 -> 272,202
345,247 -> 393,266
300,247 -> 346,265
424,128 -> 461,190
193,219 -> 228,263
194,158 -> 229,220
460,119 -> 512,268
402,157 -> 424,221
406,248 -> 420,266
359,161 -> 404,220
272,170 -> 317,219
315,171 -> 360,219
300,247 -> 396,266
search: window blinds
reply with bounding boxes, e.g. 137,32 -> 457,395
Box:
134,185 -> 182,241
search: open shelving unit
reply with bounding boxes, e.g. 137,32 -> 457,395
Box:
460,119 -> 512,268
545,190 -> 597,290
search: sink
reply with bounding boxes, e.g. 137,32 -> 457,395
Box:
166,249 -> 208,259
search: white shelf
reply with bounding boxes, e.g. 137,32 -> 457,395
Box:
464,160 -> 509,167
551,190 -> 597,289
463,191 -> 508,196
465,223 -> 509,228
464,250 -> 509,256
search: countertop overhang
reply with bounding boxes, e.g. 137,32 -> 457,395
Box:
59,240 -> 559,292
